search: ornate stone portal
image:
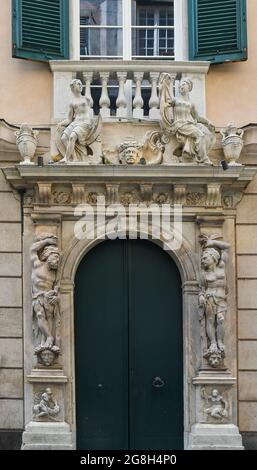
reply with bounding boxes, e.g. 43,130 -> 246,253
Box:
3,69 -> 255,450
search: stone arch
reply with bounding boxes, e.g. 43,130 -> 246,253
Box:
59,221 -> 198,286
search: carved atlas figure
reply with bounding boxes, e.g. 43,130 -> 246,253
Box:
199,234 -> 230,368
159,73 -> 216,164
56,79 -> 102,164
31,233 -> 61,365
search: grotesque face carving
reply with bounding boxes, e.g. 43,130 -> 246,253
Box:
121,147 -> 142,165
40,349 -> 56,367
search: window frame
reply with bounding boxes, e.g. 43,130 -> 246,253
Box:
70,0 -> 188,61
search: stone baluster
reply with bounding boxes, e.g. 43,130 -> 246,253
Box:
149,72 -> 160,120
133,72 -> 144,119
99,72 -> 110,118
116,72 -> 127,118
82,72 -> 94,117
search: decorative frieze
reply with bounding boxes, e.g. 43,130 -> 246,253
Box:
186,192 -> 206,206
52,190 -> 71,205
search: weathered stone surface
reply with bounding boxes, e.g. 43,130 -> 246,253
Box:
238,256 -> 257,278
0,278 -> 22,307
244,174 -> 257,193
238,341 -> 257,370
0,223 -> 21,252
0,170 -> 11,191
238,311 -> 257,339
0,308 -> 22,337
0,339 -> 23,367
0,254 -> 21,276
188,424 -> 244,450
22,422 -> 73,450
0,370 -> 23,398
239,372 -> 257,400
0,400 -> 23,429
237,195 -> 257,223
0,193 -> 20,222
238,280 -> 257,309
236,226 -> 257,254
239,402 -> 257,432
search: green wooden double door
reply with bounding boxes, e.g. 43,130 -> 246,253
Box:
75,240 -> 183,450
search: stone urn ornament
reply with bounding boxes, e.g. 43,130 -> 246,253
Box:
220,122 -> 244,166
15,124 -> 39,165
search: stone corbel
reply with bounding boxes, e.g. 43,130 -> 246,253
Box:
140,184 -> 153,205
37,183 -> 52,205
72,184 -> 86,204
106,184 -> 120,205
173,184 -> 186,205
206,183 -> 221,207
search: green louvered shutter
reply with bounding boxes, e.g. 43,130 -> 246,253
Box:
12,0 -> 69,61
188,0 -> 247,64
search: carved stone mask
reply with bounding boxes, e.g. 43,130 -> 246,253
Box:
122,147 -> 141,165
40,349 -> 56,367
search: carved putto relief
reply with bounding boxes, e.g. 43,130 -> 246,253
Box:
159,74 -> 216,164
31,233 -> 61,366
56,79 -> 102,164
199,234 -> 230,368
201,387 -> 229,421
33,388 -> 60,421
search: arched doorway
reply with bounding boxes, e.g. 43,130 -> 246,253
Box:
75,239 -> 183,450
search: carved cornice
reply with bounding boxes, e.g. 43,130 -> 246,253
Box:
3,165 -> 256,189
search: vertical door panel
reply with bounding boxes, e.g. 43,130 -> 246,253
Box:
75,240 -> 128,450
129,240 -> 183,450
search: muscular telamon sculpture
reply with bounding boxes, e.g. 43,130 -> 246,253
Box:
31,233 -> 61,364
159,73 -> 216,164
56,79 -> 102,163
199,234 -> 230,368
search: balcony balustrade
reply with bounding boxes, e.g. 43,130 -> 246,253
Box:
50,60 -> 210,122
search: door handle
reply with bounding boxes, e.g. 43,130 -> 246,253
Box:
152,376 -> 165,389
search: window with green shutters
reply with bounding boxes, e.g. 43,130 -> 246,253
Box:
188,0 -> 247,64
12,0 -> 70,61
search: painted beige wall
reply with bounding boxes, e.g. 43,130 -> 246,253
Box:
0,0 -> 257,127
206,0 -> 257,127
0,0 -> 52,126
